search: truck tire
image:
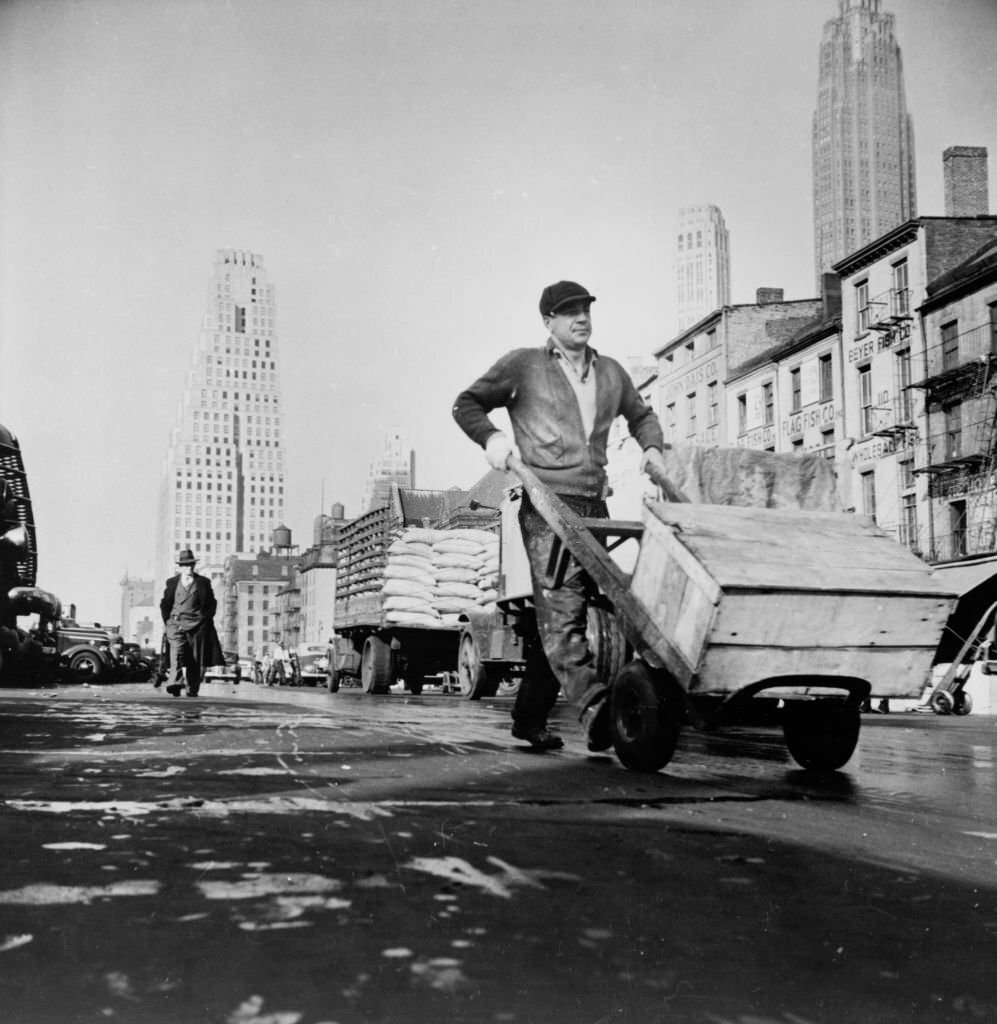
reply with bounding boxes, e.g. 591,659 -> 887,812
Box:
361,636 -> 393,694
610,660 -> 682,773
70,649 -> 104,682
327,666 -> 340,693
457,631 -> 500,700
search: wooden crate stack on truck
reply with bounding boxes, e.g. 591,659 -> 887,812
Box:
332,505 -> 501,694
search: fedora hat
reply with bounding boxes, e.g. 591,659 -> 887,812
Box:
176,548 -> 197,566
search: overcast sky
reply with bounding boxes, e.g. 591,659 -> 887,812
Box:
2,0 -> 996,625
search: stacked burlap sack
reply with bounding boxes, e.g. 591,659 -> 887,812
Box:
381,527 -> 500,627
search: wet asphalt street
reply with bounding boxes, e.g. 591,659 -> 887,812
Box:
1,679 -> 996,1024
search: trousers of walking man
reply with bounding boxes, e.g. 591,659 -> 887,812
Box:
452,280 -> 669,751
159,547 -> 224,698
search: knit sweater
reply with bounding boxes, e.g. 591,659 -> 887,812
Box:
453,340 -> 664,498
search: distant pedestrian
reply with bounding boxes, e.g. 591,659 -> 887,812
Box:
159,548 -> 223,698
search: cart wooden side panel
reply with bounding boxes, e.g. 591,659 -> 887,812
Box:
631,500 -> 958,698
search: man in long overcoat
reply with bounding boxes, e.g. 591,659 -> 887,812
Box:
159,548 -> 223,697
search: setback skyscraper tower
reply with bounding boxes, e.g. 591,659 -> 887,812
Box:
811,0 -> 916,286
156,249 -> 286,600
675,204 -> 731,331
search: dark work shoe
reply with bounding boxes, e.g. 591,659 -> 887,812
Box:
581,699 -> 612,752
165,683 -> 184,697
511,724 -> 565,751
186,688 -> 199,698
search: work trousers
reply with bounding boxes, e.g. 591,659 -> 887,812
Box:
167,628 -> 197,691
513,491 -> 610,730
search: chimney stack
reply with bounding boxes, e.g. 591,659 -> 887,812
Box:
943,146 -> 989,216
756,287 -> 784,305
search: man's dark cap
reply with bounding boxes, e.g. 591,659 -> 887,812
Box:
539,281 -> 596,317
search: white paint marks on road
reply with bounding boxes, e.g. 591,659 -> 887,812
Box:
217,767 -> 291,776
405,855 -> 580,899
104,971 -> 138,1000
197,873 -> 351,932
0,881 -> 160,905
226,994 -> 302,1024
0,934 -> 33,952
382,947 -> 413,958
196,873 -> 344,900
4,798 -> 204,817
134,766 -> 186,778
42,842 -> 107,850
410,956 -> 469,994
964,831 -> 997,840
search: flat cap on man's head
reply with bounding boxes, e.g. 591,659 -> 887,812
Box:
539,281 -> 596,317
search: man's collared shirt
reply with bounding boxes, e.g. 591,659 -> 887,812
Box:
550,342 -> 597,439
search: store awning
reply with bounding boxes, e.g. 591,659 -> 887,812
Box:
931,557 -> 997,663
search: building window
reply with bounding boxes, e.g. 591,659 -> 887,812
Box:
858,365 -> 873,435
762,382 -> 774,425
944,402 -> 962,459
941,321 -> 959,371
950,500 -> 967,557
707,381 -> 719,427
856,280 -> 869,333
895,348 -> 912,422
892,259 -> 909,316
737,394 -> 747,434
901,493 -> 918,550
665,402 -> 677,440
820,426 -> 835,457
861,471 -> 877,523
790,367 -> 802,412
899,457 -> 915,491
819,353 -> 833,403
235,305 -> 246,333
686,392 -> 697,438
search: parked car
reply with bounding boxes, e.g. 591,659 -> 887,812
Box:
204,650 -> 241,683
119,642 -> 154,682
55,620 -> 120,683
296,643 -> 333,687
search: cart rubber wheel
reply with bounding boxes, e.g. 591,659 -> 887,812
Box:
457,631 -> 500,700
953,690 -> 973,716
327,665 -> 340,693
610,660 -> 682,773
361,636 -> 394,694
587,606 -> 628,688
929,689 -> 954,715
782,699 -> 860,771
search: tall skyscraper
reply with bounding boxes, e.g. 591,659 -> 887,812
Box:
156,249 -> 286,604
361,427 -> 414,513
812,0 -> 916,285
675,204 -> 731,331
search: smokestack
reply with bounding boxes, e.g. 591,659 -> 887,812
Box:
756,287 -> 784,305
943,146 -> 989,216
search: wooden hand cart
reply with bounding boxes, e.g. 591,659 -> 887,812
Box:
509,456 -> 957,773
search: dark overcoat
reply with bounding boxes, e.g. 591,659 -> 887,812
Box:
159,573 -> 225,679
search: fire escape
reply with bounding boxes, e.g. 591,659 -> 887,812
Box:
911,318 -> 997,562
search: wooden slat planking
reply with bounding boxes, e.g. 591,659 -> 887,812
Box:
709,591 -> 954,649
694,643 -> 937,698
630,511 -> 721,672
641,501 -> 956,596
